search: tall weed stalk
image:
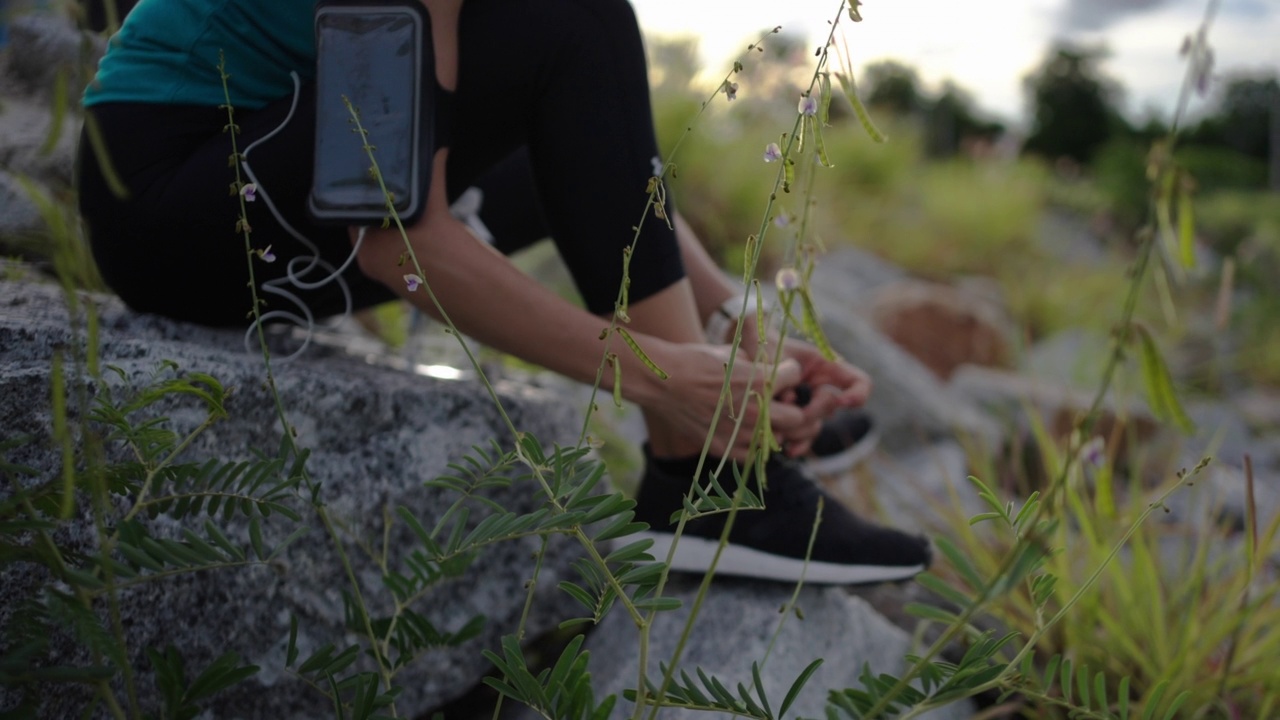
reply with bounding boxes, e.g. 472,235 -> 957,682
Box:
6,0 -> 1270,718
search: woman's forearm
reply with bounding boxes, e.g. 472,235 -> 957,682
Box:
358,213 -> 674,409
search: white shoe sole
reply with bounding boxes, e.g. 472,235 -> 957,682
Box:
636,530 -> 926,586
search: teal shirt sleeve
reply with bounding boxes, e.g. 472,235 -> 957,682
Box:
84,0 -> 317,109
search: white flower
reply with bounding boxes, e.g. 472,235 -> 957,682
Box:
724,81 -> 739,101
798,94 -> 819,117
775,267 -> 801,292
763,142 -> 783,163
240,182 -> 257,202
403,274 -> 423,292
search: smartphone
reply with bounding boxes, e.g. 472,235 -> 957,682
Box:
308,0 -> 435,225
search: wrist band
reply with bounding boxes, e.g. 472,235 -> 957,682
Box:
704,292 -> 751,343
706,295 -> 737,343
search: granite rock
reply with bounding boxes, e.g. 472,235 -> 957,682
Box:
0,277 -> 591,719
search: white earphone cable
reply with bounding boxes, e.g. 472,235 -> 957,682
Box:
239,71 -> 367,362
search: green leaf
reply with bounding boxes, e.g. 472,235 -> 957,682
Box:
546,634 -> 585,695
678,669 -> 711,706
62,566 -> 105,591
818,72 -> 833,126
737,681 -> 767,718
812,117 -> 833,168
564,464 -> 607,509
1042,655 -> 1061,694
752,662 -> 773,719
558,617 -> 594,630
558,581 -> 598,613
1094,672 -> 1108,714
118,542 -> 165,572
934,536 -> 984,590
1011,491 -> 1041,529
905,602 -> 965,626
248,517 -> 266,561
298,644 -> 336,674
702,669 -> 739,710
593,516 -> 647,543
833,71 -> 886,143
185,652 -> 258,702
268,525 -> 311,561
631,596 -> 681,612
204,520 -> 245,562
968,512 -> 1003,526
604,539 -> 655,565
779,658 -> 822,718
616,562 -> 664,586
1160,690 -> 1191,720
1131,323 -> 1193,432
582,494 -> 631,525
1141,680 -> 1170,720
1176,177 -> 1196,269
42,68 -> 68,155
286,614 -> 299,667
915,572 -> 974,607
1031,573 -> 1058,607
1156,169 -> 1177,257
1078,663 -> 1090,708
1061,657 -> 1073,704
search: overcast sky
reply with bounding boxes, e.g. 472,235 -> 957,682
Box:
629,0 -> 1279,126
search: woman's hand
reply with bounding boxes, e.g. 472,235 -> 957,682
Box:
638,339 -> 818,461
733,313 -> 873,458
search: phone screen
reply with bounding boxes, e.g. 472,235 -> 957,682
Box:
310,5 -> 427,223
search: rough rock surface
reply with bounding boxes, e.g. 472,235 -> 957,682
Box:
0,275 -> 590,718
0,12 -> 99,262
519,576 -> 974,720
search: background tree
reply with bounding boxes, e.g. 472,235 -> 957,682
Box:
1184,73 -> 1278,162
1021,42 -> 1125,165
862,60 -> 926,116
924,81 -> 1005,158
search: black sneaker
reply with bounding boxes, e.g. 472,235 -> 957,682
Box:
804,408 -> 878,474
789,385 -> 878,474
632,446 -> 931,585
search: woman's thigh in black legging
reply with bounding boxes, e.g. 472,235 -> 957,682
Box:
79,87 -> 395,327
448,0 -> 683,315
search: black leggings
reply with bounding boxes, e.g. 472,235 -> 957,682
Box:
77,0 -> 682,327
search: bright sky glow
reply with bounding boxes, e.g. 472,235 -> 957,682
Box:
630,0 -> 1280,126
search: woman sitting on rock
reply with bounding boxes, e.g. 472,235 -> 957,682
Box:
76,0 -> 930,584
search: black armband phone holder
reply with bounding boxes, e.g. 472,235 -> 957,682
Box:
308,0 -> 451,226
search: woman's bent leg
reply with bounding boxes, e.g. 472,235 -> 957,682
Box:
78,91 -> 394,327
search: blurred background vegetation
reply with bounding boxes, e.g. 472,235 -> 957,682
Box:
646,33 -> 1279,391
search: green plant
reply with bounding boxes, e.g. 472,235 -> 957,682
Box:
940,412 -> 1280,718
7,1 -> 1267,719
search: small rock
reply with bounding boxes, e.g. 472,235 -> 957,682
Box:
871,278 -> 1015,380
527,576 -> 974,720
